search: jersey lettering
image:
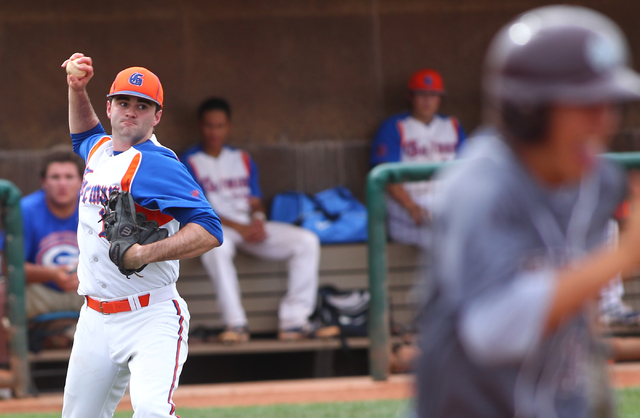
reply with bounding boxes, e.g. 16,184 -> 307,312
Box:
184,146 -> 256,225
80,182 -> 119,205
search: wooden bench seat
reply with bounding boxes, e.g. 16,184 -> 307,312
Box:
178,242 -> 424,335
29,336 -> 402,364
28,243 -> 422,363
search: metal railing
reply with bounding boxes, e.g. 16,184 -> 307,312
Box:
366,152 -> 640,380
0,180 -> 29,397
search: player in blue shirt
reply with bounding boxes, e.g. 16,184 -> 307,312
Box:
3,148 -> 85,319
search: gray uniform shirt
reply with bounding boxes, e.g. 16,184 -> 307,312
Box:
415,132 -> 626,418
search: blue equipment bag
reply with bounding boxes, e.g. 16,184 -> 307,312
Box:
270,186 -> 368,244
269,192 -> 316,225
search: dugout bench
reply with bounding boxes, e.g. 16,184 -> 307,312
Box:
26,243 -> 422,373
10,145 -> 640,388
24,243 -> 420,392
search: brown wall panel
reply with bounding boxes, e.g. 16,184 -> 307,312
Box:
0,11 -> 186,149
378,9 -> 503,134
0,0 -> 639,153
176,13 -> 380,151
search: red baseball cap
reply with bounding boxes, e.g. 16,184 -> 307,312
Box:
407,69 -> 445,94
107,67 -> 164,107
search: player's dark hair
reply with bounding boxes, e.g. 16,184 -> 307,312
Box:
500,101 -> 549,145
40,147 -> 85,179
198,97 -> 231,121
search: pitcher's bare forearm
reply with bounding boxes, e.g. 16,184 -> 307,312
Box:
69,88 -> 100,134
63,53 -> 100,134
124,223 -> 220,269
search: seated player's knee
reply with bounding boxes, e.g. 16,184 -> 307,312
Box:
296,227 -> 320,252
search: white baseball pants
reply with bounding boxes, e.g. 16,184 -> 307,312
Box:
200,221 -> 320,330
386,195 -> 431,249
62,289 -> 189,418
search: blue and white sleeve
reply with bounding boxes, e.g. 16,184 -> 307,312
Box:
180,154 -> 205,192
453,118 -> 467,153
70,123 -> 107,161
248,156 -> 263,198
131,151 -> 223,244
370,117 -> 402,167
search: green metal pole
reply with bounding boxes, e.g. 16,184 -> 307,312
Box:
366,152 -> 640,381
366,165 -> 391,381
603,152 -> 640,169
366,162 -> 443,381
0,180 -> 29,397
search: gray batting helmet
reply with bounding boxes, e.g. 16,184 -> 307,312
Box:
484,5 -> 640,105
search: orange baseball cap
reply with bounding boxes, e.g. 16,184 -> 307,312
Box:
407,69 -> 445,94
107,67 -> 164,107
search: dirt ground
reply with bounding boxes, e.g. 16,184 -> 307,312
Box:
2,363 -> 640,415
0,374 -> 412,414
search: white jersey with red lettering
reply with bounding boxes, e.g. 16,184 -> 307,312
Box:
77,137 -> 179,298
371,112 -> 466,246
181,144 -> 320,330
74,126 -> 222,299
181,144 -> 262,225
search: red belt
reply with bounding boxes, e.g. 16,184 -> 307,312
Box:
86,294 -> 150,314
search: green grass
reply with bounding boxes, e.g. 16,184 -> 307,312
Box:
618,387 -> 640,418
0,399 -> 410,418
7,391 -> 640,418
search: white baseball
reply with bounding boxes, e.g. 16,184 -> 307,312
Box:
66,58 -> 87,77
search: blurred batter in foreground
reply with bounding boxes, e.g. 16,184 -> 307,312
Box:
415,5 -> 640,418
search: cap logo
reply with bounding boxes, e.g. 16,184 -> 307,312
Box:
424,75 -> 433,86
129,72 -> 144,87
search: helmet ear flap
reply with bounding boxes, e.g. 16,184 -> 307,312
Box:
501,102 -> 549,145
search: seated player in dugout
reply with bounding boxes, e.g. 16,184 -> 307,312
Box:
1,147 -> 85,320
181,98 -> 339,344
370,69 -> 466,249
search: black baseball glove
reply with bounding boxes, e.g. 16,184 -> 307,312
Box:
100,190 -> 168,277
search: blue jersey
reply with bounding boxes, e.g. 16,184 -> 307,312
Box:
6,190 -> 80,292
